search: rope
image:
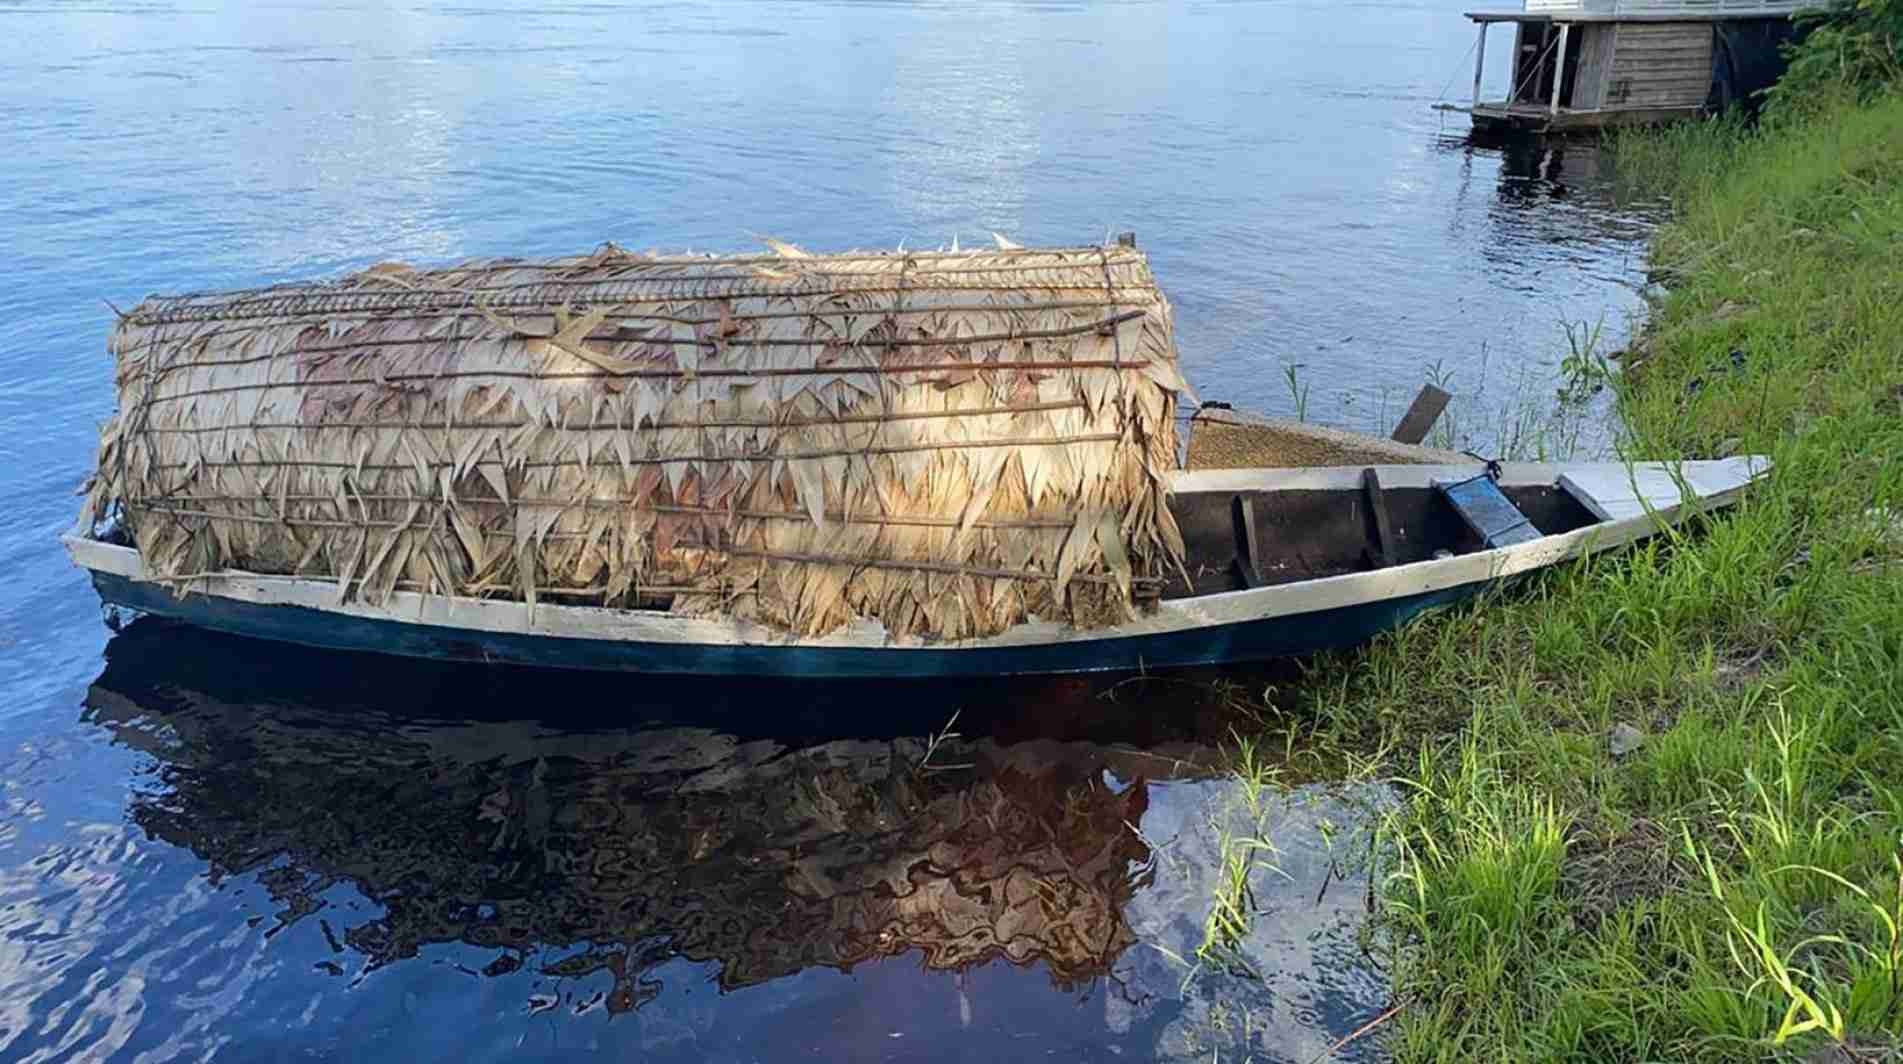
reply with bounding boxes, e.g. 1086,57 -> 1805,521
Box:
1433,35 -> 1481,105
128,400 -> 1094,435
143,432 -> 1125,471
136,358 -> 1155,408
131,261 -> 1153,325
136,506 -> 1143,589
133,300 -> 1148,358
135,496 -> 1081,530
144,310 -> 1149,380
149,246 -> 1133,304
1463,449 -> 1505,480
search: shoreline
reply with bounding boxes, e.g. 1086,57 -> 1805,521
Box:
1267,92 -> 1903,1059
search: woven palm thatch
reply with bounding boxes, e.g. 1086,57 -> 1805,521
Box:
83,241 -> 1187,638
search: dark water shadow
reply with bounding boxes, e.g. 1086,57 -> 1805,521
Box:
94,617 -> 1299,744
75,620 -> 1389,1062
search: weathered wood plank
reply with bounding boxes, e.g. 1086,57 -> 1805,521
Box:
1231,494 -> 1262,588
1572,24 -> 1617,110
1614,22 -> 1709,33
1437,474 -> 1543,548
1362,468 -> 1398,569
1613,48 -> 1715,60
1615,77 -> 1722,89
1473,23 -> 1490,106
1551,22 -> 1572,113
1470,100 -> 1705,130
1390,384 -> 1453,444
1611,85 -> 1712,106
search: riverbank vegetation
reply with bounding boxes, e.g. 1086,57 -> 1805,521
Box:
1261,62 -> 1902,1062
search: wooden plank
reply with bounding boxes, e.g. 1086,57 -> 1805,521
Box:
1611,68 -> 1717,79
1438,475 -> 1543,547
1557,460 -> 1761,522
1611,52 -> 1713,63
1612,51 -> 1713,64
1617,86 -> 1711,106
1612,42 -> 1714,52
1473,22 -> 1490,106
1612,63 -> 1711,74
1390,384 -> 1453,444
1546,104 -> 1704,128
1615,21 -> 1708,31
1622,79 -> 1720,91
1611,57 -> 1709,75
1617,79 -> 1724,93
1621,79 -> 1727,91
1612,62 -> 1713,74
1617,23 -> 1710,33
1616,23 -> 1709,36
1559,466 -> 1682,521
1361,468 -> 1398,568
1551,22 -> 1572,113
1231,494 -> 1262,588
1613,56 -> 1714,69
1571,24 -> 1616,110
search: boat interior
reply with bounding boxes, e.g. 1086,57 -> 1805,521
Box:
1160,478 -> 1600,600
83,473 -> 1605,609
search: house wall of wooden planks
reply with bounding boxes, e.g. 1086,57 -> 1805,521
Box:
1456,7 -> 1801,132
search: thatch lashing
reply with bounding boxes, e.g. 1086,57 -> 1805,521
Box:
85,244 -> 1186,638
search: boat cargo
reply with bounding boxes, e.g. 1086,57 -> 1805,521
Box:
79,242 -> 1185,642
68,241 -> 1768,676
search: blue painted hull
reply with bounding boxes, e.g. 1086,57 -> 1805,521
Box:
91,572 -> 1479,678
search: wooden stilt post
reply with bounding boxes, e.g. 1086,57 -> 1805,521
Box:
1472,23 -> 1488,108
1549,23 -> 1571,115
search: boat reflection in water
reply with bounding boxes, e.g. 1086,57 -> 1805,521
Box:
84,622 -> 1388,1062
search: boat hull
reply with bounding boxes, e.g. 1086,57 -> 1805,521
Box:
90,570 -> 1475,678
75,458 -> 1769,678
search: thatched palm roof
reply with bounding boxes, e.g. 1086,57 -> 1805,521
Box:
84,242 -> 1186,638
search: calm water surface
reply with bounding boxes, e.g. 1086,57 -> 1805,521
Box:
2,1 -> 1658,1059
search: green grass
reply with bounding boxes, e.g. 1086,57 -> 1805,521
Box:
1264,95 -> 1903,1061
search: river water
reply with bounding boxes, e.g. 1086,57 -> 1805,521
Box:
1,0 -> 1660,1060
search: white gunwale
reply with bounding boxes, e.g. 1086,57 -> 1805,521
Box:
65,458 -> 1767,653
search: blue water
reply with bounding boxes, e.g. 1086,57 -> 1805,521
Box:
0,1 -> 1658,1059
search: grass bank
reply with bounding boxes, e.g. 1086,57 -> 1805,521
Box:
1274,94 -> 1903,1060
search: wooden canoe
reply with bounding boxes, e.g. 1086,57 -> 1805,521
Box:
65,457 -> 1767,677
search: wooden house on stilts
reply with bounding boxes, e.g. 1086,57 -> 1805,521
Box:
1453,0 -> 1811,132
